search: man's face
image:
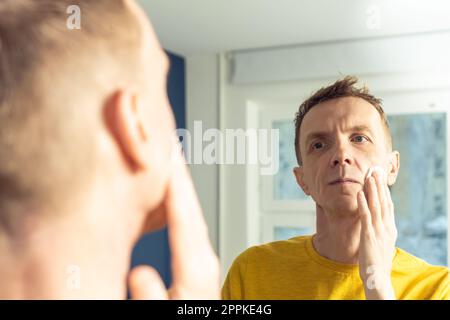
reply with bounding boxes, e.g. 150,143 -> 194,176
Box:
294,97 -> 398,216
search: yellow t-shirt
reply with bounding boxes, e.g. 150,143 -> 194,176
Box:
222,235 -> 449,300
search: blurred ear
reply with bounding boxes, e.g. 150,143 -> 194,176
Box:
293,166 -> 311,196
387,150 -> 400,186
104,90 -> 150,171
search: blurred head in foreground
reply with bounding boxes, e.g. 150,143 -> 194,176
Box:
0,0 -> 176,298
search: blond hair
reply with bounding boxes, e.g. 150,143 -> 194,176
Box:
0,0 -> 144,227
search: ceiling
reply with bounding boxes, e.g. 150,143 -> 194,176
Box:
138,0 -> 450,56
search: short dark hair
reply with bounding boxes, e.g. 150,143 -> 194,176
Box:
294,76 -> 391,165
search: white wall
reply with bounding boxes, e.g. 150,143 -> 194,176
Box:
186,54 -> 220,254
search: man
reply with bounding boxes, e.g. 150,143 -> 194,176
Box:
222,76 -> 449,300
0,0 -> 219,299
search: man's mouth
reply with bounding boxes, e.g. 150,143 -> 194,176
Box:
329,178 -> 360,185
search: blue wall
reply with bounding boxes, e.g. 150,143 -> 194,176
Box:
130,51 -> 185,288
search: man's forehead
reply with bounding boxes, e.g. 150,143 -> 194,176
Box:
300,97 -> 382,140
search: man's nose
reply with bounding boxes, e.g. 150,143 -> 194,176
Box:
330,143 -> 354,167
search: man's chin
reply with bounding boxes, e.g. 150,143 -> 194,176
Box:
328,196 -> 359,215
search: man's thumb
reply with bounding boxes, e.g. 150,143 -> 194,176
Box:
129,265 -> 168,300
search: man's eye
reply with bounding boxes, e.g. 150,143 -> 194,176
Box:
352,135 -> 368,143
312,142 -> 324,150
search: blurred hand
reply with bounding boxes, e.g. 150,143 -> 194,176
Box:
128,151 -> 220,299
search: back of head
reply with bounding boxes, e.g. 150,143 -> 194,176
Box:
0,0 -> 144,231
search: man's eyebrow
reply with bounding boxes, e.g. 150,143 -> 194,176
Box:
349,125 -> 373,134
304,125 -> 374,145
304,131 -> 330,145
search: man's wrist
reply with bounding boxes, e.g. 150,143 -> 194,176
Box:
363,278 -> 396,300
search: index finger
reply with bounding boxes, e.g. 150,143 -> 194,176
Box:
165,150 -> 217,288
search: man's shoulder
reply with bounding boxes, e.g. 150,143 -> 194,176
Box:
233,235 -> 311,266
393,248 -> 449,299
394,247 -> 450,277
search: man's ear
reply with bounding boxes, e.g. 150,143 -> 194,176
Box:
387,150 -> 400,186
104,90 -> 150,171
293,166 -> 311,196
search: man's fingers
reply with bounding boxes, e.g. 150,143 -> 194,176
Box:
384,181 -> 397,233
373,169 -> 396,232
165,151 -> 219,297
167,158 -> 211,262
365,176 -> 382,230
372,171 -> 390,227
129,265 -> 169,300
358,190 -> 373,234
131,149 -> 220,301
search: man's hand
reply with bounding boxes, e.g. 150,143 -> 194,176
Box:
128,151 -> 220,299
357,167 -> 397,300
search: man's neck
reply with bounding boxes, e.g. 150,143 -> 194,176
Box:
0,207 -> 138,299
312,204 -> 362,265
